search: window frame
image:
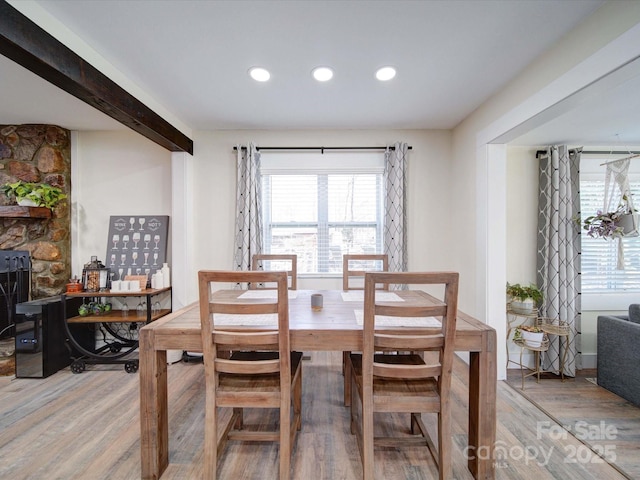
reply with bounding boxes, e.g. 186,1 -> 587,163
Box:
580,155 -> 640,309
260,152 -> 385,276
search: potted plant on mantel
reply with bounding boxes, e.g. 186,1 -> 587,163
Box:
506,283 -> 543,315
1,181 -> 67,209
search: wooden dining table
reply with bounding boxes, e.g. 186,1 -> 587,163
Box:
139,289 -> 496,479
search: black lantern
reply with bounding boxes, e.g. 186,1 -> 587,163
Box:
82,256 -> 109,292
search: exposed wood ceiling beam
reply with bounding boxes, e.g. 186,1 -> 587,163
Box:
0,1 -> 193,155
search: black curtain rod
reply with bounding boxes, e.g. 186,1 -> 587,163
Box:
233,145 -> 412,152
536,149 -> 640,157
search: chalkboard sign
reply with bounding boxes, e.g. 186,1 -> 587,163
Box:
105,215 -> 169,283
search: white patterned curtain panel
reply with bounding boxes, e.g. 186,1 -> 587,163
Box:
384,142 -> 408,275
233,143 -> 263,278
537,146 -> 582,376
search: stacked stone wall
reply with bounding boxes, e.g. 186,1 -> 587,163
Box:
0,125 -> 71,299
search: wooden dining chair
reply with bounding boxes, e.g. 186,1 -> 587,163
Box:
342,254 -> 389,291
342,253 -> 389,406
348,271 -> 459,480
251,254 -> 298,290
197,270 -> 303,480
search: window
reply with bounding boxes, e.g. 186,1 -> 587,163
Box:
261,152 -> 384,275
580,169 -> 640,293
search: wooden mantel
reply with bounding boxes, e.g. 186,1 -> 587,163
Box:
0,206 -> 51,219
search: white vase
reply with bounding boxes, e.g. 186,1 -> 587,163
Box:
161,263 -> 170,287
17,198 -> 39,207
521,330 -> 544,348
510,298 -> 535,314
155,270 -> 164,289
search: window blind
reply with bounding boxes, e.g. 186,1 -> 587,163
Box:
580,179 -> 640,292
260,152 -> 384,275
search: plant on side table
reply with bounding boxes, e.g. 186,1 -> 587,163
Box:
514,324 -> 545,348
507,283 -> 543,315
2,181 -> 67,209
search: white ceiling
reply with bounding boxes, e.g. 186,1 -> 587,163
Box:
5,0 -> 639,146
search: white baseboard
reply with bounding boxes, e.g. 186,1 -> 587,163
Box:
580,353 -> 597,370
507,351 -> 537,369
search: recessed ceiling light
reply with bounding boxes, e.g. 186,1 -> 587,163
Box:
249,67 -> 270,82
312,66 -> 334,82
376,66 -> 396,81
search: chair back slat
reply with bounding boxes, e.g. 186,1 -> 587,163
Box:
251,254 -> 297,290
215,358 -> 280,375
374,304 -> 447,318
373,332 -> 444,350
211,302 -> 279,315
343,254 -> 389,291
373,362 -> 442,379
212,330 -> 279,347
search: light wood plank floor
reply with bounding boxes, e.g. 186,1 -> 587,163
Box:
506,369 -> 640,480
0,352 -> 629,480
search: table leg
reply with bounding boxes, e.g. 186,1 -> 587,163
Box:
343,351 -> 351,406
468,330 -> 497,480
140,328 -> 168,479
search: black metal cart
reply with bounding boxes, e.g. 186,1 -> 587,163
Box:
61,287 -> 171,373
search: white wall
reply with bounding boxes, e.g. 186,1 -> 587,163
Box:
70,128 -> 455,316
71,129 -> 453,367
505,146 -> 539,365
71,130 -> 172,277
186,129 -> 452,303
506,146 -> 539,284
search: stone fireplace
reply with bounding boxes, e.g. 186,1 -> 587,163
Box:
0,124 -> 72,299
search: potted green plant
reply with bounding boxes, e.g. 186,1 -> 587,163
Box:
2,181 -> 67,209
506,283 -> 543,314
514,324 -> 545,347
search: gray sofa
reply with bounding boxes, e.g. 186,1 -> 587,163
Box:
597,304 -> 640,407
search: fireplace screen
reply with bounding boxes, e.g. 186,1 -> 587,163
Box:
0,250 -> 31,340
